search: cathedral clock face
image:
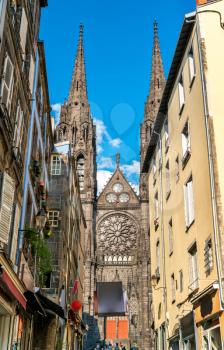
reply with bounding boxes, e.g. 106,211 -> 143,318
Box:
113,183 -> 123,193
119,193 -> 130,203
106,193 -> 117,203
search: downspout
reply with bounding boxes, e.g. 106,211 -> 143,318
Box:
196,13 -> 224,309
16,50 -> 39,268
154,130 -> 168,347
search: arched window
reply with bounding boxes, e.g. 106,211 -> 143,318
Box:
76,155 -> 85,191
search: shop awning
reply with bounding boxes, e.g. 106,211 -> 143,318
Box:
1,270 -> 26,310
24,290 -> 65,319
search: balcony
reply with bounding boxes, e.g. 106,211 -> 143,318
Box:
188,278 -> 199,294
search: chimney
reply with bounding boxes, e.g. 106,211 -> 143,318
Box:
197,0 -> 207,4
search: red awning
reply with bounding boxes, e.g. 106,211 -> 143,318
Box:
1,270 -> 26,310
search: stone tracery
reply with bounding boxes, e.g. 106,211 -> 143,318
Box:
98,213 -> 137,256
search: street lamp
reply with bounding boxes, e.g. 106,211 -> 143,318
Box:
35,208 -> 47,231
151,275 -> 166,290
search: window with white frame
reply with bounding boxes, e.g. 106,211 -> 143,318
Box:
164,118 -> 169,150
182,121 -> 191,162
179,270 -> 183,293
13,102 -> 24,153
188,45 -> 196,85
188,243 -> 199,291
1,53 -> 14,112
171,273 -> 176,302
165,160 -> 171,198
48,210 -> 59,227
153,156 -> 157,177
168,218 -> 173,255
51,155 -> 61,175
178,74 -> 185,113
204,238 -> 213,276
184,175 -> 195,228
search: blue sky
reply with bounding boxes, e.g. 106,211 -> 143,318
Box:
40,0 -> 195,194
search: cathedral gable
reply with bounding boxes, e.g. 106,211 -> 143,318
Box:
97,167 -> 139,207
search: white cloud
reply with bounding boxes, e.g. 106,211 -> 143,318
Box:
94,118 -> 122,154
98,157 -> 114,169
130,183 -> 139,195
97,170 -> 112,195
51,103 -> 61,125
121,160 -> 140,177
109,138 -> 122,148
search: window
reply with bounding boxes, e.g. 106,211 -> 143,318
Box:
204,238 -> 213,276
153,156 -> 157,177
51,155 -> 61,175
0,172 -> 15,244
154,192 -> 159,229
48,211 -> 59,227
1,53 -> 14,112
178,74 -> 185,113
184,176 -> 195,228
179,270 -> 183,293
182,121 -> 191,165
19,7 -> 28,55
13,102 -> 24,154
175,156 -> 180,182
164,118 -> 169,151
168,218 -> 173,255
188,45 -> 196,85
76,155 -> 85,191
165,161 -> 171,199
188,243 -> 199,291
171,274 -> 176,303
156,240 -> 160,278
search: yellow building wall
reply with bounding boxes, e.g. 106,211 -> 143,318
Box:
149,24 -> 219,342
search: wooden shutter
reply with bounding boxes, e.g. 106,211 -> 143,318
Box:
178,80 -> 185,110
19,8 -> 28,54
1,54 -> 14,109
182,133 -> 188,156
10,204 -> 20,264
29,54 -> 35,93
188,179 -> 195,225
189,53 -> 195,82
183,184 -> 189,227
0,172 -> 15,244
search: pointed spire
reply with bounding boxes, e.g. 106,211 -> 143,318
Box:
144,20 -> 166,122
116,153 -> 120,169
68,24 -> 89,122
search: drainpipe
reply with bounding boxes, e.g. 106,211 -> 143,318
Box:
16,50 -> 39,268
196,13 -> 224,309
154,129 -> 169,348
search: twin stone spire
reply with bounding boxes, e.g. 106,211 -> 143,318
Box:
56,21 -> 165,147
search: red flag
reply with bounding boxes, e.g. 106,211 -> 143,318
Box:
73,279 -> 78,294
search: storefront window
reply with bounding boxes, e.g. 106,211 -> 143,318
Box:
203,325 -> 221,350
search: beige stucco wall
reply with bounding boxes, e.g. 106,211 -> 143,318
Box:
149,23 -> 219,341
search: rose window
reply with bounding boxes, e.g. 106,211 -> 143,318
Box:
98,214 -> 137,254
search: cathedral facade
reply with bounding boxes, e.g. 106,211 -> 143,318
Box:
55,22 -> 165,349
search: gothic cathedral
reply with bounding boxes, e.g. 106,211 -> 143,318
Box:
55,22 -> 165,350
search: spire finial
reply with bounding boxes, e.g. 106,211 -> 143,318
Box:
144,20 -> 166,122
116,153 -> 120,168
79,23 -> 84,40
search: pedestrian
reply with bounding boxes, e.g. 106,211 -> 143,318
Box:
114,342 -> 120,350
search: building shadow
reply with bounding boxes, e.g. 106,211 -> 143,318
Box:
83,312 -> 101,350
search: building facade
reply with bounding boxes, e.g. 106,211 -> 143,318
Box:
96,155 -> 141,348
141,1 -> 224,348
0,1 -> 50,349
